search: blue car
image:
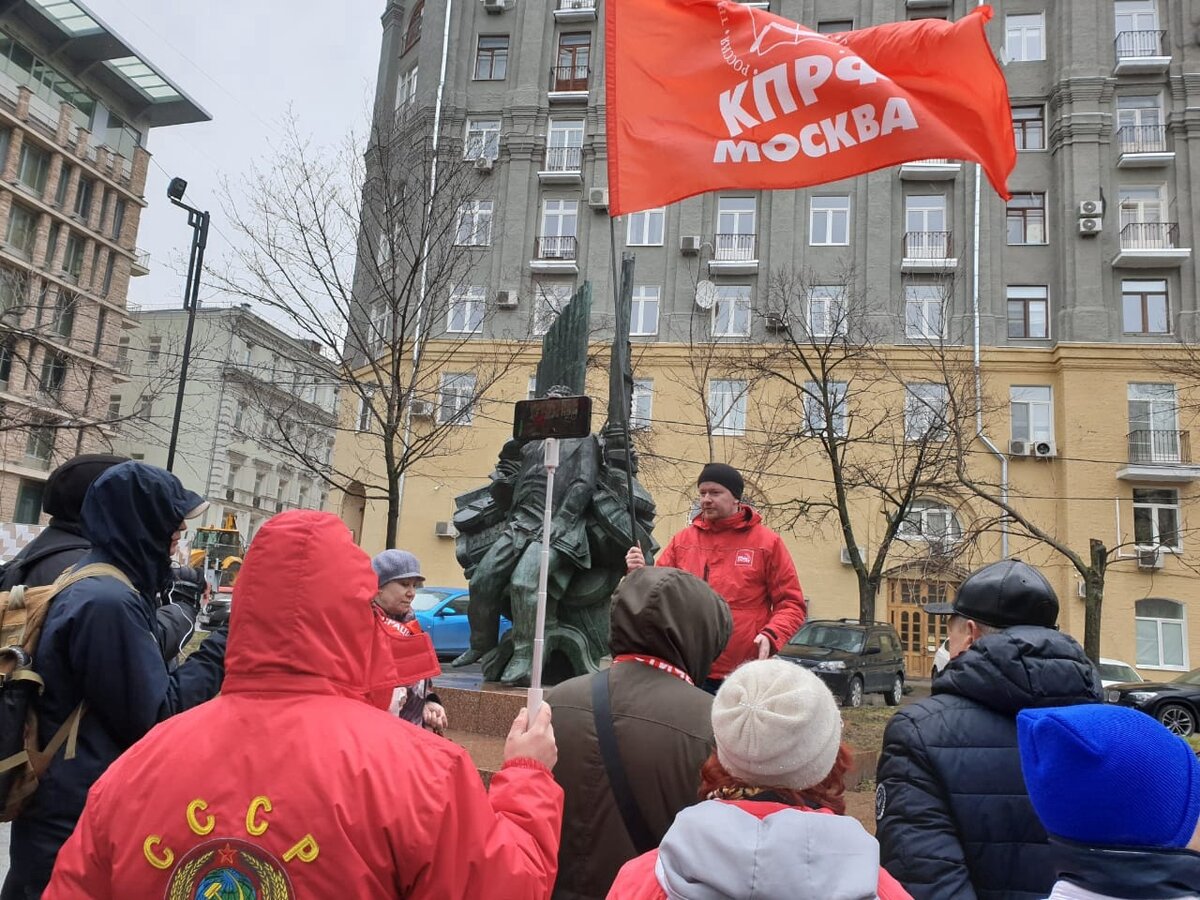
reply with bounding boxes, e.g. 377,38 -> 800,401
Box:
412,587 -> 512,658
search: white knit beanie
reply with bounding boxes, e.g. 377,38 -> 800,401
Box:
711,659 -> 843,792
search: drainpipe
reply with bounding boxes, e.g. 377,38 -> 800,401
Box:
394,0 -> 453,532
971,0 -> 1008,557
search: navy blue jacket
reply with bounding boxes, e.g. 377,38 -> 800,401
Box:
5,463 -> 227,892
875,626 -> 1103,900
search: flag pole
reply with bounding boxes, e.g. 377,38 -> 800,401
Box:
608,216 -> 640,550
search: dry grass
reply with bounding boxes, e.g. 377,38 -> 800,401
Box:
842,705 -> 899,759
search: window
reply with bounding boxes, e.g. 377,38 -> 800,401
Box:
357,391 -> 374,432
464,119 -> 501,161
534,282 -> 573,335
1011,386 -> 1053,443
16,141 -> 50,194
1116,94 -> 1164,152
447,286 -> 485,333
13,479 -> 46,524
538,199 -> 577,259
808,285 -> 847,338
803,380 -> 848,437
54,165 -> 70,207
111,198 -> 126,241
713,284 -> 751,338
147,335 -> 162,364
25,417 -> 54,462
810,196 -> 850,246
1122,279 -> 1169,335
0,340 -> 12,387
395,67 -> 418,110
554,33 -> 591,91
1012,106 -> 1046,151
107,394 -> 121,419
74,177 -> 94,220
545,119 -> 584,172
51,290 -> 75,339
626,208 -> 664,246
5,203 -> 37,257
1006,193 -> 1046,245
1005,13 -> 1045,61
630,378 -> 653,430
1118,185 -> 1165,231
1007,286 -> 1049,339
904,383 -> 948,440
816,20 -> 853,34
474,36 -> 509,80
716,197 -> 756,260
631,285 -> 659,336
403,0 -> 423,51
1136,598 -> 1186,670
1134,488 -> 1180,551
101,253 -> 115,296
61,232 -> 84,282
234,399 -> 248,430
1115,1 -> 1161,56
899,499 -> 962,543
904,195 -> 948,257
1128,382 -> 1179,461
92,308 -> 106,355
455,200 -> 493,246
39,350 -> 66,397
905,284 -> 944,339
708,379 -> 748,436
438,372 -> 477,425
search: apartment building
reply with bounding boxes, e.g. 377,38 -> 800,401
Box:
338,0 -> 1200,681
112,305 -> 338,540
0,0 -> 208,523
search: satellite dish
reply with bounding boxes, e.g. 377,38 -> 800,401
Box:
695,280 -> 718,310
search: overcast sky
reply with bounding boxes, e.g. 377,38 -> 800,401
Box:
93,0 -> 383,312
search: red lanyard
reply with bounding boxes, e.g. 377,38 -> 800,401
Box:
613,654 -> 694,686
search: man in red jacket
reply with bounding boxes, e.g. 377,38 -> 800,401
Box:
626,463 -> 806,692
44,510 -> 563,899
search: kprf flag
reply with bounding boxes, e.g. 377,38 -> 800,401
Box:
605,2 -> 1016,216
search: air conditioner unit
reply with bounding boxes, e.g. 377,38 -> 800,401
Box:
434,520 -> 458,538
411,399 -> 434,418
1078,217 -> 1102,236
1078,199 -> 1104,217
482,0 -> 505,12
587,187 -> 608,210
764,314 -> 788,332
496,289 -> 518,310
1009,440 -> 1031,456
1032,440 -> 1057,459
1138,546 -> 1165,570
680,235 -> 701,254
839,546 -> 864,566
474,156 -> 494,172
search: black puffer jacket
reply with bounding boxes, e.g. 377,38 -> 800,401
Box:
875,626 -> 1103,900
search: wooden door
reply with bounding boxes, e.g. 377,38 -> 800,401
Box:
888,578 -> 953,677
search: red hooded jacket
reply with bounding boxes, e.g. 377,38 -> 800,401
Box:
657,506 -> 806,679
44,510 -> 563,899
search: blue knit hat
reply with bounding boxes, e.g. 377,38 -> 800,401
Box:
371,549 -> 424,589
1018,704 -> 1200,849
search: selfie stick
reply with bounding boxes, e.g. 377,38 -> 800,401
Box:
527,436 -> 558,726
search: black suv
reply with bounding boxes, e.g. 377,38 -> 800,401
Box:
777,619 -> 906,708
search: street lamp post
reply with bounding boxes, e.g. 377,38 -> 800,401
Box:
164,177 -> 210,473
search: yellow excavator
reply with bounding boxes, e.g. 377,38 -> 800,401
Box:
189,513 -> 245,588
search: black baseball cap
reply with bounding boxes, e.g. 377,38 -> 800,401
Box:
925,559 -> 1059,629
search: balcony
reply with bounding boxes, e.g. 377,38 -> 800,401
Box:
899,158 -> 961,180
1113,222 -> 1191,268
901,231 -> 957,271
554,0 -> 596,22
1116,125 -> 1173,168
537,145 -> 583,184
1118,430 -> 1200,482
906,0 -> 948,6
707,233 -> 758,275
130,248 -> 150,277
548,65 -> 590,103
530,235 -> 578,273
1114,30 -> 1170,75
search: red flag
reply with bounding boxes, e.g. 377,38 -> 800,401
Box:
605,1 -> 1016,216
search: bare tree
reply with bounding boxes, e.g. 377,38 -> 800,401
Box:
210,109 -> 526,545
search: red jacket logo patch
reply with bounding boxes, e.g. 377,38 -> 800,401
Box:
734,550 -> 754,567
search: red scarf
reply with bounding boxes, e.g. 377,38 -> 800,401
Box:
375,606 -> 423,636
613,653 -> 694,686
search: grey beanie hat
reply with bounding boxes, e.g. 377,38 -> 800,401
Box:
371,549 -> 424,588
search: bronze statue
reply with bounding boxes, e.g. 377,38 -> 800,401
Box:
451,281 -> 658,686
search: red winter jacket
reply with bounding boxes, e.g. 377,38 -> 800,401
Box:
656,505 -> 806,679
44,510 -> 563,900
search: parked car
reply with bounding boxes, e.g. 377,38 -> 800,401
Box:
777,619 -> 906,708
931,638 -> 950,678
197,589 -> 232,629
1105,666 -> 1200,737
412,587 -> 512,659
1097,657 -> 1143,688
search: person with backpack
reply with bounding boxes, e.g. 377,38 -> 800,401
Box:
1,461 -> 227,899
0,454 -> 125,592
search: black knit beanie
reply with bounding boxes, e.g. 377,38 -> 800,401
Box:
42,453 -> 127,522
697,462 -> 744,500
